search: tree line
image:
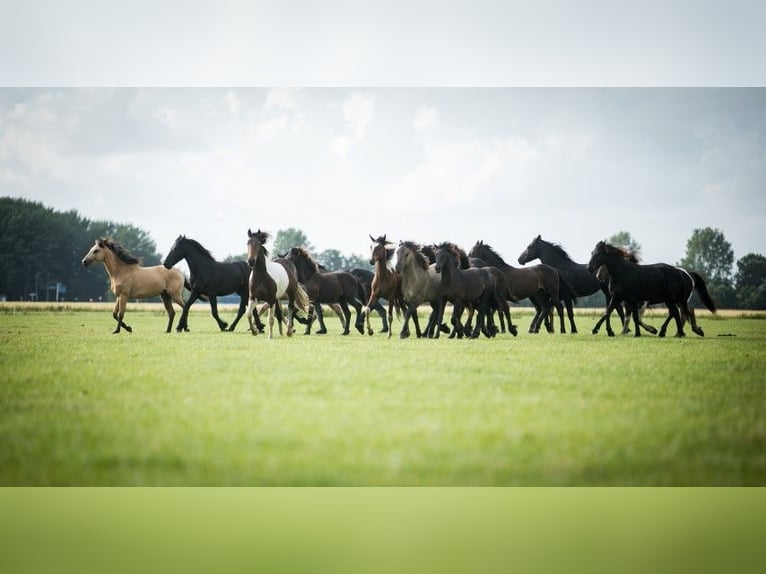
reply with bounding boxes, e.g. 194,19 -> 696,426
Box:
1,197 -> 765,308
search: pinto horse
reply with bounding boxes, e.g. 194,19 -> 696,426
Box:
81,238 -> 186,334
469,241 -> 565,334
586,241 -> 716,337
365,234 -> 405,339
163,235 -> 258,333
286,247 -> 366,335
245,229 -> 310,338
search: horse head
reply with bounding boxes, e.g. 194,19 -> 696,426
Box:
586,241 -> 609,273
246,228 -> 270,267
434,242 -> 459,274
518,235 -> 542,265
163,235 -> 186,269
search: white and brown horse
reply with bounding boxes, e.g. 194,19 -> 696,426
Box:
81,238 -> 186,333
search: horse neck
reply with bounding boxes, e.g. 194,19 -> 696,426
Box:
253,247 -> 268,272
374,256 -> 392,277
538,244 -> 571,267
438,256 -> 459,284
478,249 -> 507,269
99,248 -> 128,279
183,244 -> 215,272
295,259 -> 316,283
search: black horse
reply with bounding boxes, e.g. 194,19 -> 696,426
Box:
518,234 -> 620,334
433,242 -> 497,339
286,247 -> 366,335
163,235 -> 262,332
586,241 -> 716,337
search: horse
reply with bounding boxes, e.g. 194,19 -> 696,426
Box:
163,235 -> 260,333
469,241 -> 565,334
586,241 -> 717,337
364,234 -> 406,339
394,241 -> 446,339
285,247 -> 366,335
81,238 -> 186,334
517,234 -> 623,334
349,268 -> 389,334
245,229 -> 310,338
433,242 -> 497,339
591,249 -> 657,335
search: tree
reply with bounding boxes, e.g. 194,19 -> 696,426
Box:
678,227 -> 735,308
272,228 -> 313,257
316,249 -> 346,271
735,253 -> 766,310
607,231 -> 642,259
344,253 -> 373,271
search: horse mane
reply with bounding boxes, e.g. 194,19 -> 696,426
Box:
250,229 -> 271,258
420,244 -> 436,264
290,246 -> 319,272
180,236 -> 216,261
437,241 -> 470,269
601,241 -> 639,262
470,241 -> 506,266
99,237 -> 140,265
536,237 -> 573,261
399,241 -> 430,270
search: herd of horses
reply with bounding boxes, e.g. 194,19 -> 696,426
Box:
80,232 -> 718,339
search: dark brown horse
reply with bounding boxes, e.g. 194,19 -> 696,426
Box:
286,247 -> 366,335
365,234 -> 405,339
469,241 -> 565,334
245,229 -> 310,338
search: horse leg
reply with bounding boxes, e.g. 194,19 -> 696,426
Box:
339,301 -> 352,335
112,294 -> 131,334
400,304 -> 414,339
638,303 -> 657,335
554,299 -> 566,334
667,302 -> 685,337
314,304 -> 328,334
630,303 -> 642,337
304,303 -> 316,335
208,296 -> 228,331
386,299 -> 395,340
227,292 -> 249,332
683,306 -> 704,337
565,298 -> 577,334
246,298 -> 259,336
177,291 -> 199,332
161,291 -> 175,333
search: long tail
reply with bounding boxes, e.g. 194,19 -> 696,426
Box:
294,282 -> 310,313
690,271 -> 717,313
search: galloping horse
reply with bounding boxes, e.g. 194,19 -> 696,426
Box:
469,241 -> 565,334
81,238 -> 186,334
349,268 -> 389,333
163,235 -> 257,333
245,229 -> 310,338
433,242 -> 496,339
365,234 -> 405,339
286,247 -> 366,335
394,241 -> 445,339
587,241 -> 716,337
518,234 -> 619,334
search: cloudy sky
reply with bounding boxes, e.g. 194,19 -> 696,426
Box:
1,2 -> 765,268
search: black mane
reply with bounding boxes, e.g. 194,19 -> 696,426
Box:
180,236 -> 216,261
538,238 -> 573,261
100,237 -> 140,265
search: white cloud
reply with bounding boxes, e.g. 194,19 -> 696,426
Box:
223,90 -> 241,114
413,105 -> 440,131
264,88 -> 298,111
342,91 -> 374,139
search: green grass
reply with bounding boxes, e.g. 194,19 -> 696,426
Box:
1,304 -> 765,485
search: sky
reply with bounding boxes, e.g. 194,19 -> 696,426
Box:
1,2 -> 765,269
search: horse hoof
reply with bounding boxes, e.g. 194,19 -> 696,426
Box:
659,331 -> 666,338
342,331 -> 350,336
367,329 -> 374,336
591,329 -> 598,335
316,328 -> 327,335
607,331 -> 615,337
400,331 -> 410,340
380,326 -> 389,333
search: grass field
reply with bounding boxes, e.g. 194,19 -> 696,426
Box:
1,303 -> 764,485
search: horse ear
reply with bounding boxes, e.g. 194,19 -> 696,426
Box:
248,228 -> 253,237
369,234 -> 376,242
382,234 -> 386,242
536,234 -> 541,240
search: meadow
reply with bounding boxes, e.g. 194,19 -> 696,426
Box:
1,303 -> 764,485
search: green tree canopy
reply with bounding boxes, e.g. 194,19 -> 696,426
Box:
734,253 -> 766,310
678,227 -> 733,283
272,228 -> 313,257
607,231 -> 642,259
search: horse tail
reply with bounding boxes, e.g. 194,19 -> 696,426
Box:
689,271 -> 717,313
294,281 -> 311,313
184,277 -> 208,302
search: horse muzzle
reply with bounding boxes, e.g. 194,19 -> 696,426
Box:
81,259 -> 90,267
247,258 -> 256,267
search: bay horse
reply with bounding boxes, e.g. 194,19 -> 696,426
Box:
286,247 -> 366,335
81,238 -> 186,334
469,241 -> 565,334
518,234 -> 622,334
434,242 -> 496,339
163,235 -> 260,333
394,241 -> 446,339
349,268 -> 389,334
365,234 -> 406,339
586,241 -> 716,337
245,229 -> 310,338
